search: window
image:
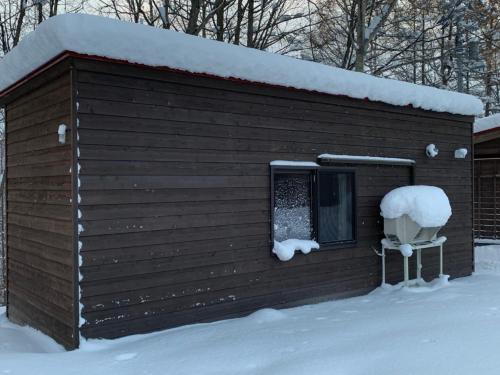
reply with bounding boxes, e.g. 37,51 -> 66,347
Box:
317,171 -> 355,243
273,171 -> 313,242
272,167 -> 356,248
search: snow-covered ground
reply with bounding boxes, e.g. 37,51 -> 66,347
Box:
2,246 -> 500,375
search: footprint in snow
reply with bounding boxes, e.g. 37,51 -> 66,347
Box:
115,353 -> 138,361
421,338 -> 437,344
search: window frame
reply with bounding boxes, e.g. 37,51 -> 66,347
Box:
270,165 -> 317,247
270,165 -> 357,252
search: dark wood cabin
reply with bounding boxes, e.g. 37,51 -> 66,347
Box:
0,19 -> 475,350
474,120 -> 500,240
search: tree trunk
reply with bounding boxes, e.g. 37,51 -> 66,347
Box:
354,0 -> 366,72
187,0 -> 201,35
247,0 -> 254,48
216,0 -> 225,41
234,0 -> 244,45
13,0 -> 26,47
37,2 -> 44,24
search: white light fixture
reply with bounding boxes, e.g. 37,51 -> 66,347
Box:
58,124 -> 67,144
426,144 -> 439,158
454,148 -> 468,159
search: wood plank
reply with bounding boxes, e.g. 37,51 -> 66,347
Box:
8,224 -> 73,251
8,190 -> 71,205
80,199 -> 264,220
8,201 -> 72,220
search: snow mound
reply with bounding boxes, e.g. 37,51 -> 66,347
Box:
0,307 -> 63,353
377,275 -> 449,293
399,244 -> 413,257
380,185 -> 451,228
273,239 -> 319,261
0,14 -> 483,116
474,113 -> 500,134
248,308 -> 287,324
475,245 -> 500,273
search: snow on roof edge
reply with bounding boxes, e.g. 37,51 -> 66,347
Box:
270,160 -> 319,167
474,114 -> 500,134
0,14 -> 484,116
319,154 -> 415,165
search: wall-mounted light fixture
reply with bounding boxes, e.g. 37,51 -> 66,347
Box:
454,148 -> 468,159
58,124 -> 67,144
426,144 -> 439,158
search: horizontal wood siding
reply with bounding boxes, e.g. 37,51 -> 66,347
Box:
74,59 -> 473,340
5,72 -> 77,349
475,138 -> 500,159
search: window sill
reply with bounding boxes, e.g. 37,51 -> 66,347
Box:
316,240 -> 357,251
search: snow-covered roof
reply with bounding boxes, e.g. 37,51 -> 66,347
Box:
0,14 -> 483,116
380,185 -> 452,228
474,114 -> 500,134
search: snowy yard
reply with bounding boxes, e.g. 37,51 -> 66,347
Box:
2,246 -> 500,375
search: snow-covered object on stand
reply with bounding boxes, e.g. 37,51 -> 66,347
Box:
272,239 -> 319,261
0,14 -> 483,116
474,113 -> 500,134
380,185 -> 451,228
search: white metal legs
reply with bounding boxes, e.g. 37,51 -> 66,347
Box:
381,239 -> 446,287
382,246 -> 386,285
439,244 -> 443,277
404,255 -> 409,286
416,249 -> 422,280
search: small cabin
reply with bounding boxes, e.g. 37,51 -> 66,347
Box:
474,114 -> 500,240
0,14 -> 481,349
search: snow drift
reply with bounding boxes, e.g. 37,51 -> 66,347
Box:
273,239 -> 319,261
0,14 -> 483,116
380,185 -> 452,228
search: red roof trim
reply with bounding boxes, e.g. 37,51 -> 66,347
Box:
0,51 -> 73,98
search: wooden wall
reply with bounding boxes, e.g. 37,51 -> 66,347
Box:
5,71 -> 77,349
72,59 -> 474,340
474,157 -> 500,240
475,137 -> 500,158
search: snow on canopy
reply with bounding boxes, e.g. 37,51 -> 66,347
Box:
474,113 -> 500,134
380,185 -> 451,228
0,14 -> 483,116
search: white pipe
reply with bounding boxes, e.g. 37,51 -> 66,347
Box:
382,246 -> 386,285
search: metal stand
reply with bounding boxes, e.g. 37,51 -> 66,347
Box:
381,236 -> 447,287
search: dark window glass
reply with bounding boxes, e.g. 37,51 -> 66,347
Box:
273,172 -> 312,242
318,171 -> 354,243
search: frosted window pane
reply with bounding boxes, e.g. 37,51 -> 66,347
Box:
273,173 -> 312,242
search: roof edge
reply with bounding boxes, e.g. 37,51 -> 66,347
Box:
0,50 -> 477,120
0,51 -> 73,100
